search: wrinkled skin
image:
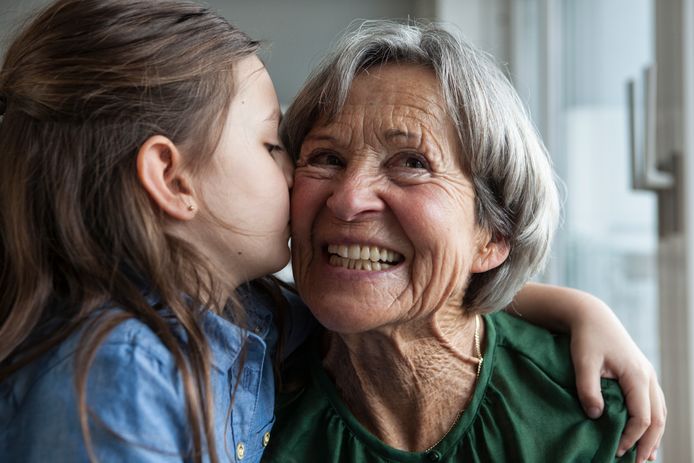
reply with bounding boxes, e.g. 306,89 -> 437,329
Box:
291,63 -> 506,335
290,64 -> 507,450
288,62 -> 665,459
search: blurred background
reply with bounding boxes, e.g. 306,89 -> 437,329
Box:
1,0 -> 692,460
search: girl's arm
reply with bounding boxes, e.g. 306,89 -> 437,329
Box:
511,283 -> 665,462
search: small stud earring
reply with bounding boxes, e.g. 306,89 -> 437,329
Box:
187,204 -> 195,212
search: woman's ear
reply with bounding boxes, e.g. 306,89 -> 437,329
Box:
471,236 -> 510,274
136,135 -> 197,221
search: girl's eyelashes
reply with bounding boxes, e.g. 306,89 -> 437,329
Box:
265,143 -> 285,157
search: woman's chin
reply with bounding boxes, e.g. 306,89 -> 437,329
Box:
305,297 -> 396,334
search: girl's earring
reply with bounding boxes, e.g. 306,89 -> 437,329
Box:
187,203 -> 196,212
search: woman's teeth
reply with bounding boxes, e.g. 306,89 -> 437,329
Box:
327,244 -> 403,271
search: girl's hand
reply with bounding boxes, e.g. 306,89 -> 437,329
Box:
511,283 -> 666,462
568,292 -> 665,462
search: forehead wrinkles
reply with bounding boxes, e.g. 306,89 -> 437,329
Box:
347,80 -> 449,122
317,102 -> 450,148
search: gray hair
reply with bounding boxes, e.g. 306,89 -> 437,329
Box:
282,20 -> 560,312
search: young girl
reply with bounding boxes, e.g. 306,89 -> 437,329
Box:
0,1 -> 663,462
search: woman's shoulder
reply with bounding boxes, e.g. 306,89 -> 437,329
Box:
487,310 -> 627,394
479,311 -> 632,461
487,310 -> 576,380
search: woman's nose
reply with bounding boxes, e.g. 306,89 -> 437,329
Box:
326,171 -> 384,222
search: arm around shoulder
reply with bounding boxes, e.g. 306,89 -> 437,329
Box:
510,282 -> 665,461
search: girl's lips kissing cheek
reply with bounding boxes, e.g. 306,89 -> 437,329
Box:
325,243 -> 404,272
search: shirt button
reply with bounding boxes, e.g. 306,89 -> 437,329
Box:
427,450 -> 441,461
263,431 -> 271,447
236,442 -> 245,460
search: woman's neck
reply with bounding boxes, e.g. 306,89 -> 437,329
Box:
321,306 -> 484,452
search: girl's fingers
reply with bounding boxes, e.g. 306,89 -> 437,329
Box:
573,353 -> 605,419
616,367 -> 651,457
637,381 -> 666,461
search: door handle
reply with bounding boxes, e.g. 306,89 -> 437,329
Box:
627,65 -> 675,191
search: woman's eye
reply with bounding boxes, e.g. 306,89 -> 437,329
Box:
307,150 -> 344,167
404,157 -> 427,169
391,152 -> 430,171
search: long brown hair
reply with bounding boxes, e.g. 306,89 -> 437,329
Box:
0,1 -> 261,461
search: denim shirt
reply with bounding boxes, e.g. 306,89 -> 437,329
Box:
0,285 -> 314,463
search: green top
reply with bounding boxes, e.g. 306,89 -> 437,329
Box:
263,311 -> 636,462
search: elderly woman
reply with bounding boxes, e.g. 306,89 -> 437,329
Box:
263,21 -> 639,462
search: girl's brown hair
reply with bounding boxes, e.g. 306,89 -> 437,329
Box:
0,1 -> 261,461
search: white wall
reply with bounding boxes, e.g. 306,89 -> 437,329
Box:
0,0 -> 425,105
210,0 -> 420,104
433,0 -> 511,64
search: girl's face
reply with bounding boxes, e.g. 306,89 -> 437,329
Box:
193,55 -> 293,286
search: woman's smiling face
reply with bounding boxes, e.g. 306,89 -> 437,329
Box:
290,64 -> 506,334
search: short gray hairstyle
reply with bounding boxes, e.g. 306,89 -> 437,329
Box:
282,20 -> 560,312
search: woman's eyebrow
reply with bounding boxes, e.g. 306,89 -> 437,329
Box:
303,133 -> 339,143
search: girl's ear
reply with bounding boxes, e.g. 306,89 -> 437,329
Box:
471,235 -> 510,274
136,135 -> 197,221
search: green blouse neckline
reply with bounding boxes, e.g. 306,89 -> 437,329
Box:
309,314 -> 498,462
